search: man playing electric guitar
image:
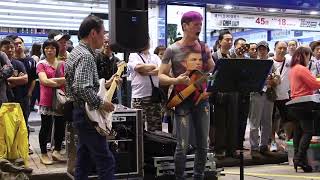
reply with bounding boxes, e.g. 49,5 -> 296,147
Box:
65,15 -> 116,180
159,11 -> 215,180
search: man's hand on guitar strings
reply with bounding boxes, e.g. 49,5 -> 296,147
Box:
105,74 -> 120,89
114,75 -> 123,86
100,100 -> 115,113
202,91 -> 211,100
175,71 -> 190,85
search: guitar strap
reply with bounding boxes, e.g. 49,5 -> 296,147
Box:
137,53 -> 156,88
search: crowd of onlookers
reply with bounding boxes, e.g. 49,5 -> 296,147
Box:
151,30 -> 320,162
1,28 -> 320,166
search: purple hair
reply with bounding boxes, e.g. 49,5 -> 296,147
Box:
181,11 -> 203,26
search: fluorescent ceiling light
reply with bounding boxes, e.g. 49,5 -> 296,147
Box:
0,19 -> 79,27
310,11 -> 318,15
268,8 -> 277,12
0,9 -> 87,18
224,5 -> 233,10
0,15 -> 83,23
0,23 -> 79,30
0,1 -> 107,13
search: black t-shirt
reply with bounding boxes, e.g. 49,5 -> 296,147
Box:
96,53 -> 119,80
95,53 -> 121,103
17,56 -> 37,88
9,59 -> 28,101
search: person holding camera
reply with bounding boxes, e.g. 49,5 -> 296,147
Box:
230,38 -> 249,59
270,41 -> 291,152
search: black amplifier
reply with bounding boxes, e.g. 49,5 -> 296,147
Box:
66,108 -> 143,179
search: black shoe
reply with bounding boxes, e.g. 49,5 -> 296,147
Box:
1,161 -> 24,173
294,160 -> 312,173
14,158 -> 25,167
21,166 -> 33,174
251,150 -> 263,159
259,146 -> 268,154
214,151 -> 226,160
187,145 -> 196,155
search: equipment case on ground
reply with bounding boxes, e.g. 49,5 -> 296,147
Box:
66,108 -> 144,179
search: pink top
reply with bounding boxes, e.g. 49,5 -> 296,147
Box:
289,64 -> 320,99
37,60 -> 65,107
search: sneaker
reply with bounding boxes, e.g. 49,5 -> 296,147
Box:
46,143 -> 52,151
62,141 -> 66,149
29,127 -> 35,132
40,154 -> 53,165
278,132 -> 287,140
52,150 -> 67,162
270,141 -> 278,152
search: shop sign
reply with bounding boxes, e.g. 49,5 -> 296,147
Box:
207,13 -> 320,31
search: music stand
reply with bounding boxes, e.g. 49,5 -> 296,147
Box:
207,59 -> 273,180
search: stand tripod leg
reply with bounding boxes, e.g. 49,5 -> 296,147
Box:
240,146 -> 244,180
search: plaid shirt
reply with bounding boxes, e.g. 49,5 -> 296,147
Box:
65,41 -> 102,110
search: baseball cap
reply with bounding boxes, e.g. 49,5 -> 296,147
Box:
257,41 -> 270,51
54,33 -> 71,41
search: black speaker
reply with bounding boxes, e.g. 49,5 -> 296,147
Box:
109,0 -> 149,52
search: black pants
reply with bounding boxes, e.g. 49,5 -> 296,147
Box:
288,106 -> 313,162
39,114 -> 66,154
273,99 -> 290,131
238,93 -> 250,148
15,96 -> 30,137
213,92 -> 239,155
30,81 -> 40,109
72,107 -> 115,180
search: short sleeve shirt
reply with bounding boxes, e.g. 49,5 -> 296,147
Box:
162,41 -> 209,77
10,59 -> 28,100
37,60 -> 65,107
128,52 -> 161,98
17,57 -> 37,88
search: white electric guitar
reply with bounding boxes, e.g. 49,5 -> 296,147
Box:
85,61 -> 126,136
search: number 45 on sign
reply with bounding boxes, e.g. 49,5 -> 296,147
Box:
256,17 -> 269,25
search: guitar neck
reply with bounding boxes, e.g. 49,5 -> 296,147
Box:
106,81 -> 118,102
105,65 -> 125,102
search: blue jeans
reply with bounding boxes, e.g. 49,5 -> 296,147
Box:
174,99 -> 210,180
72,107 -> 115,180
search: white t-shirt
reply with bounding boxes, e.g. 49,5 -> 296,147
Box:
271,57 -> 291,100
128,52 -> 161,98
284,54 -> 292,60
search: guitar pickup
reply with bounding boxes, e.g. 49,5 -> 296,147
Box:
112,116 -> 126,122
